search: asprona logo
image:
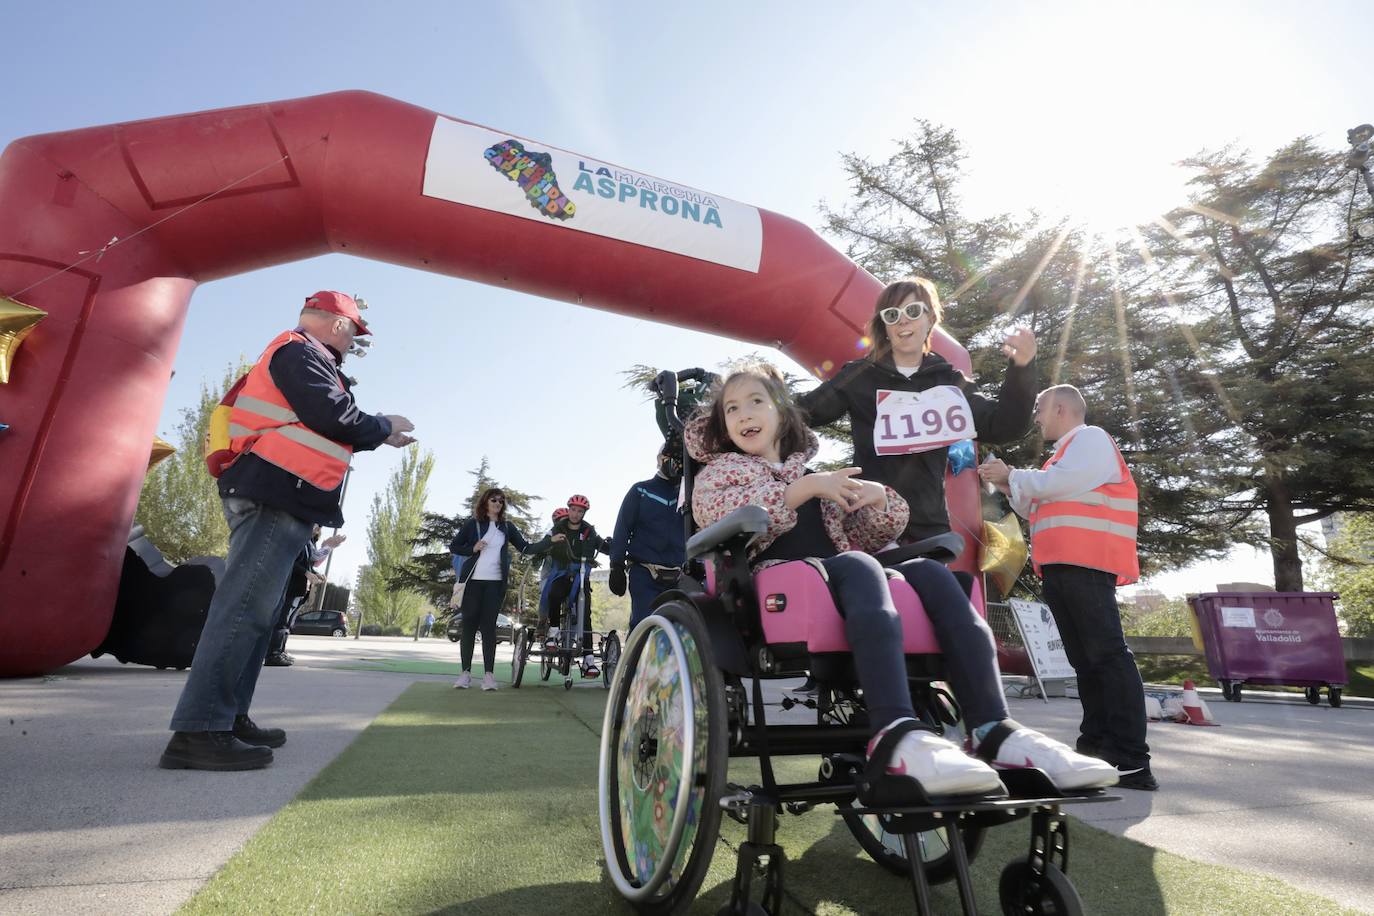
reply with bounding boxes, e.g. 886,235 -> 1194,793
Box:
572,162 -> 724,229
484,140 -> 575,221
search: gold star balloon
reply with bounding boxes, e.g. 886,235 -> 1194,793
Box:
0,296 -> 48,384
148,436 -> 177,469
979,511 -> 1029,599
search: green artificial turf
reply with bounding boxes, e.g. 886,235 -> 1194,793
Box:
179,680 -> 1358,916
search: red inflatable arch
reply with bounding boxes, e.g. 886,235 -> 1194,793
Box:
0,91 -> 979,677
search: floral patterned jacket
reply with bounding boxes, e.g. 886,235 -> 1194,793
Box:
685,414 -> 910,565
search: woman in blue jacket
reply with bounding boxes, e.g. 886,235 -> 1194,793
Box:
449,488 -> 534,691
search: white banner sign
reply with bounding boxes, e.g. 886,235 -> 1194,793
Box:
422,117 -> 762,273
1008,599 -> 1076,681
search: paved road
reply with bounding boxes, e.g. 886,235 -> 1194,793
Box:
2,636 -> 1370,914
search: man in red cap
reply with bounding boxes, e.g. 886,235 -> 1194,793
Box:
162,291 -> 416,771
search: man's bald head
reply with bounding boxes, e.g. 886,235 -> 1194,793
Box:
1034,384 -> 1088,441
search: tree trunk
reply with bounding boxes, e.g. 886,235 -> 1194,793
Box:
1263,468 -> 1304,591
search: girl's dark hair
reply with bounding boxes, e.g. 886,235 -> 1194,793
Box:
475,487 -> 506,525
700,361 -> 810,460
866,277 -> 945,364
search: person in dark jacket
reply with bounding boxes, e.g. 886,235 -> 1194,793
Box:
528,495 -> 608,676
608,446 -> 685,629
798,276 -> 1037,543
796,277 -> 1036,715
449,487 -> 535,691
161,291 -> 415,772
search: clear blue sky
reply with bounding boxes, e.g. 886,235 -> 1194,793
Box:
6,1 -> 1371,596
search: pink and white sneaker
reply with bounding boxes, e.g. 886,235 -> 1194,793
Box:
971,721 -> 1119,791
866,717 -> 1002,797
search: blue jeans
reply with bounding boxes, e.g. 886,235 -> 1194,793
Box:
1040,564 -> 1150,768
169,497 -> 312,732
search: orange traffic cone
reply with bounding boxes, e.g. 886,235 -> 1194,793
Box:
1179,680 -> 1218,726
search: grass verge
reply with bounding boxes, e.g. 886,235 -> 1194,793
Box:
180,680 -> 1358,915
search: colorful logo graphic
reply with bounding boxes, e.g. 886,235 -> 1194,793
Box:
483,140 -> 575,221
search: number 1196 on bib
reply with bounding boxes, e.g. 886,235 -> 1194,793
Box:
873,386 -> 976,456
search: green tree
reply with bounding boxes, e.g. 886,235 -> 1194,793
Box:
389,457 -> 544,619
134,361 -> 249,562
1317,514 -> 1374,636
353,447 -> 436,628
1141,138 -> 1374,589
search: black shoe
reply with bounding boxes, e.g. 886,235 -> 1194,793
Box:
160,731 -> 273,771
263,652 -> 295,667
232,714 -> 287,748
1115,764 -> 1159,791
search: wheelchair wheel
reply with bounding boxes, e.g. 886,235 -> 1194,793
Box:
602,631 -> 621,689
599,601 -> 726,913
838,803 -> 986,884
511,628 -> 528,688
998,859 -> 1082,915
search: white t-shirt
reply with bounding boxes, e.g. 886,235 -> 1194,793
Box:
894,364 -> 920,378
472,522 -> 506,580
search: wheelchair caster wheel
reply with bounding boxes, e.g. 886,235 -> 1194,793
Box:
998,859 -> 1082,915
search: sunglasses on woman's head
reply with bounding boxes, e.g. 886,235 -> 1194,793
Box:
878,301 -> 929,325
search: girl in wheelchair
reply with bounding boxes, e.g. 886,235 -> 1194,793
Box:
688,361 -> 1117,797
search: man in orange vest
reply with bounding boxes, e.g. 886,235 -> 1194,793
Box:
979,384 -> 1156,791
162,291 -> 416,772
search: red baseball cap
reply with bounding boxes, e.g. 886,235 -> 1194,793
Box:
304,290 -> 371,335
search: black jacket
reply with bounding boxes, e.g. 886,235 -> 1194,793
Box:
218,335 -> 392,527
797,352 -> 1035,540
528,518 -> 608,570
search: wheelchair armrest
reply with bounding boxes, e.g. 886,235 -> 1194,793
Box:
686,505 -> 770,561
873,531 -> 965,566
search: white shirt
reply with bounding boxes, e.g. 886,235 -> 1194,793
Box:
471,521 -> 506,580
1008,424 -> 1122,519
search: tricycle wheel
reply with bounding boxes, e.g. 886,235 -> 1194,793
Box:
1330,687 -> 1343,708
1305,686 -> 1320,705
511,628 -> 528,688
602,631 -> 621,689
998,859 -> 1082,916
564,676 -> 573,691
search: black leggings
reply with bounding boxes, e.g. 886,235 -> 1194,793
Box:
821,552 -> 1009,735
460,579 -> 507,673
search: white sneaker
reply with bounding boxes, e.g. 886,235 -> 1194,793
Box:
453,671 -> 471,689
977,726 -> 1119,790
868,718 -> 1002,796
545,627 -> 560,650
481,672 -> 498,691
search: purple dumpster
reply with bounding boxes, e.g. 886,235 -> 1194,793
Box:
1188,592 -> 1347,707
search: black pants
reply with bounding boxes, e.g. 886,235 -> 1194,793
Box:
546,573 -> 594,654
890,557 -> 1009,728
460,579 -> 507,673
1040,564 -> 1150,768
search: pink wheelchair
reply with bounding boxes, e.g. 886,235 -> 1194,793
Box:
596,377 -> 1115,916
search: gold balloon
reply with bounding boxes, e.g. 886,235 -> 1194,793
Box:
149,436 -> 177,469
980,512 -> 1029,599
0,296 -> 48,384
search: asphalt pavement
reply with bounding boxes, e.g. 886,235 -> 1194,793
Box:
2,635 -> 1371,914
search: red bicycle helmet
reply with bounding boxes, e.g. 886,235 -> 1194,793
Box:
567,494 -> 590,510
552,507 -> 569,521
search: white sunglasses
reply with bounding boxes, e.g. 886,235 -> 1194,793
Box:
878,301 -> 929,325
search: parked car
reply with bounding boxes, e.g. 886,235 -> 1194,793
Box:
446,612 -> 514,644
290,609 -> 349,637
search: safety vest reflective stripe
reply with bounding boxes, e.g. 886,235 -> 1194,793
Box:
226,330 -> 353,491
1029,429 -> 1140,586
1029,514 -> 1138,540
232,394 -> 298,424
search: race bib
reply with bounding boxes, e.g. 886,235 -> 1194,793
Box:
873,386 -> 976,455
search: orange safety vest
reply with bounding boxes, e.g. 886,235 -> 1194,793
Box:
1027,428 -> 1140,585
225,330 -> 353,490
